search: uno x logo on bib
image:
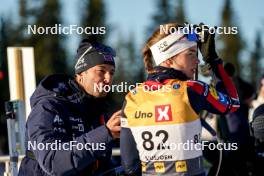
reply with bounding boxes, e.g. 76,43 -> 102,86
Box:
155,104 -> 172,122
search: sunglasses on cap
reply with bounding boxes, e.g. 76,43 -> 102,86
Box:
186,32 -> 198,42
161,31 -> 198,53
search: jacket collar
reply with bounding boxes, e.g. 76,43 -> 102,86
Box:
147,66 -> 188,83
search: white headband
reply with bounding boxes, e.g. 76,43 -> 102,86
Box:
150,32 -> 197,65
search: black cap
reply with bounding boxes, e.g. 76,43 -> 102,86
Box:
74,38 -> 116,74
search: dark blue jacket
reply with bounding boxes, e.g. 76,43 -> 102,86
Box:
18,74 -> 114,176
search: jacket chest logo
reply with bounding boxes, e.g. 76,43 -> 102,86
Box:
53,115 -> 66,133
69,116 -> 85,132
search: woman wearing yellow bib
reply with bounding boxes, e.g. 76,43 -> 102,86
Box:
120,23 -> 240,176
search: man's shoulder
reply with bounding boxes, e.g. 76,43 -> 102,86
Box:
30,74 -> 78,106
40,74 -> 73,93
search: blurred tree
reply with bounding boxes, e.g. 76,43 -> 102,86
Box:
147,0 -> 172,35
249,31 -> 263,87
124,33 -> 145,83
219,0 -> 244,76
81,0 -> 107,43
148,0 -> 187,35
0,0 -> 30,156
19,0 -> 27,25
3,0 -> 29,46
17,0 -> 30,45
174,0 -> 186,24
114,36 -> 127,83
0,18 -> 11,155
26,0 -> 68,82
110,36 -> 126,108
112,33 -> 145,108
152,0 -> 171,24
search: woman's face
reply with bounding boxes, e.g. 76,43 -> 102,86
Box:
169,46 -> 199,79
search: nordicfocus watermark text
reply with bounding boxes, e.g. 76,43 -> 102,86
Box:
27,24 -> 106,35
28,140 -> 106,151
160,23 -> 238,35
94,82 -> 173,93
157,140 -> 238,151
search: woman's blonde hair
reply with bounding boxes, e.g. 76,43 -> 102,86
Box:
142,23 -> 183,74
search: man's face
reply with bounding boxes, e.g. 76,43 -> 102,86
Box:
77,64 -> 115,98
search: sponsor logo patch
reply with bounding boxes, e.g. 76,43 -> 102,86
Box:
175,160 -> 187,172
173,84 -> 181,89
154,162 -> 165,173
209,87 -> 218,99
155,104 -> 172,122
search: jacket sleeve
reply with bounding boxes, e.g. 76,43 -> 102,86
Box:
120,128 -> 141,175
26,101 -> 113,175
120,101 -> 141,175
187,60 -> 240,114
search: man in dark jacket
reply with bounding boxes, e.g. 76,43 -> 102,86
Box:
18,38 -> 121,176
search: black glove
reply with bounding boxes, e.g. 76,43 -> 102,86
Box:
195,23 -> 219,64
